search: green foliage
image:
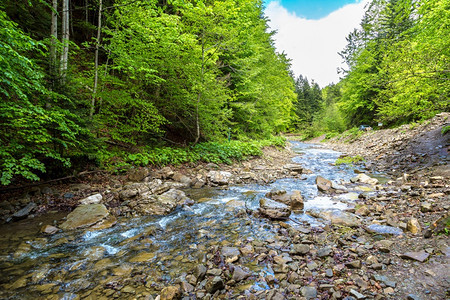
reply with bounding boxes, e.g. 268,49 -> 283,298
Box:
0,11 -> 88,185
339,0 -> 449,126
100,137 -> 285,170
442,126 -> 450,136
335,155 -> 365,166
0,0 -> 296,185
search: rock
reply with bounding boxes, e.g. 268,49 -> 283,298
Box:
181,281 -> 194,293
350,174 -> 379,185
346,260 -> 362,269
12,202 -> 36,220
128,167 -> 150,182
365,224 -> 403,235
400,251 -> 430,262
316,176 -> 333,192
265,190 -> 304,210
374,240 -> 394,253
331,181 -> 348,191
350,289 -> 366,299
290,244 -> 310,255
160,285 -> 180,300
407,294 -> 421,300
355,205 -> 370,216
240,244 -> 254,256
194,264 -> 207,281
79,193 -> 103,205
407,218 -> 421,234
156,167 -> 174,179
420,202 -> 432,212
301,286 -> 317,300
284,164 -> 303,173
310,210 -> 361,227
373,275 -> 396,288
172,172 -> 192,186
317,246 -> 332,258
133,189 -> 190,216
207,171 -> 233,185
8,277 -> 28,290
60,204 -> 109,230
89,214 -> 117,230
290,190 -> 304,210
259,198 -> 291,220
122,286 -> 136,294
41,225 -> 59,234
129,252 -> 156,263
232,266 -> 250,282
205,276 -> 224,293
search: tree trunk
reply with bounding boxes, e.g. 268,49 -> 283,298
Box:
90,0 -> 103,119
193,33 -> 206,145
50,0 -> 58,81
60,0 -> 70,82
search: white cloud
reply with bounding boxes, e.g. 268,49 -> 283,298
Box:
265,0 -> 369,87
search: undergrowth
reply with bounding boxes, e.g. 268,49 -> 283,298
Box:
99,136 -> 286,172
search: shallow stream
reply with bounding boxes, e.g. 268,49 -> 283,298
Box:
0,142 -> 380,299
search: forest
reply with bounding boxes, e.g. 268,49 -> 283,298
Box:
1,0 -> 449,185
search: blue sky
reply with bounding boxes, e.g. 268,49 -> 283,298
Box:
264,0 -> 369,86
264,0 -> 360,20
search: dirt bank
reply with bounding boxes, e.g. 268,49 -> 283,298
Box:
325,112 -> 449,178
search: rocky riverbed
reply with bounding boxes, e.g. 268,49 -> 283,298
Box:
0,116 -> 448,300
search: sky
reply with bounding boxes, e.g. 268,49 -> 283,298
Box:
264,0 -> 370,87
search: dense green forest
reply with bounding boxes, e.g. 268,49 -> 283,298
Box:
300,0 -> 449,137
1,0 -> 448,185
0,0 -> 296,185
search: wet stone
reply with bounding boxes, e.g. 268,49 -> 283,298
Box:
222,246 -> 240,257
160,285 -> 181,300
205,276 -> 224,294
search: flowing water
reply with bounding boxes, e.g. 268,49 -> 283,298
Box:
0,142 -> 382,299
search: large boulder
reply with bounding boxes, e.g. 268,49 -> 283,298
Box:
130,189 -> 191,216
207,171 -> 233,185
259,198 -> 291,220
316,176 -> 333,193
350,173 -> 379,185
265,190 -> 304,210
60,204 -> 109,230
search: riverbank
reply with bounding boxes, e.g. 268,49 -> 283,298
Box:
0,116 -> 448,299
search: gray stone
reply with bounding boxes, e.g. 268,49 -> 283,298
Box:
194,264 -> 207,281
317,246 -> 332,258
79,193 -> 102,205
350,289 -> 366,299
259,198 -> 291,220
205,276 -> 224,293
12,202 -> 36,219
232,266 -> 250,282
207,171 -> 233,185
222,246 -> 240,257
365,224 -> 403,235
290,244 -> 310,255
301,286 -> 317,300
401,251 -> 429,262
